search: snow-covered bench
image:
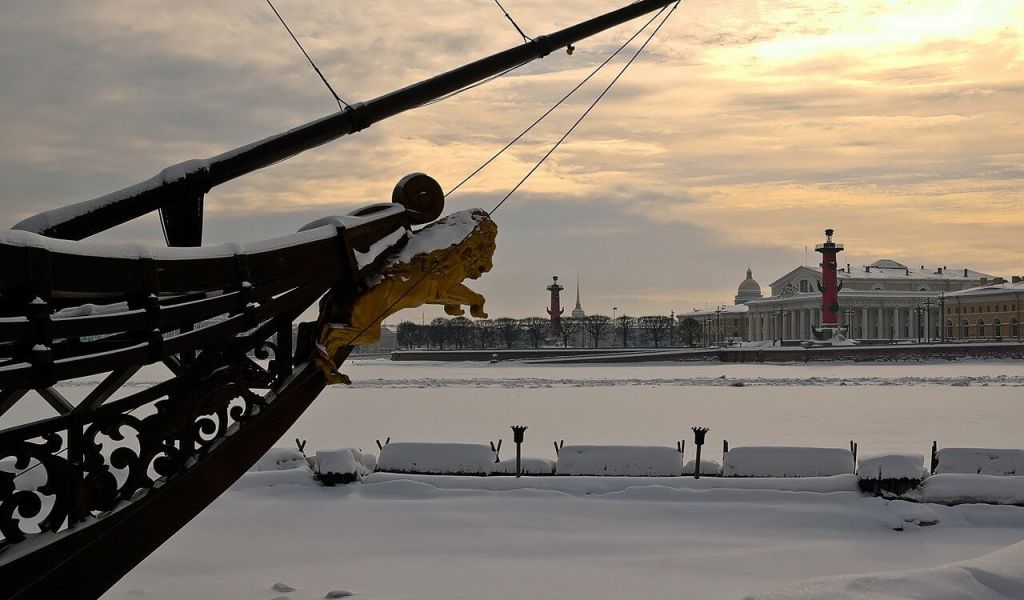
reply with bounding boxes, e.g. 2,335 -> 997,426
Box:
856,453 -> 927,495
723,446 -> 854,478
555,445 -> 683,476
934,448 -> 1024,476
376,442 -> 495,475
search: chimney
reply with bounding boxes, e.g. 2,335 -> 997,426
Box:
905,268 -> 910,276
865,266 -> 871,273
847,263 -> 851,273
993,277 -> 1006,284
981,277 -> 988,285
1013,276 -> 1021,284
963,269 -> 968,277
920,265 -> 924,270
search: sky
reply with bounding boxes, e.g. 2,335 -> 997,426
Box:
1,1 -> 1022,319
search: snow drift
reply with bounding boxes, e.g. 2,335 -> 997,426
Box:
376,442 -> 495,475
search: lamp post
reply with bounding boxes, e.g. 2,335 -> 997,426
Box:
923,297 -> 934,343
511,425 -> 527,478
939,292 -> 946,343
692,426 -> 709,479
669,310 -> 675,346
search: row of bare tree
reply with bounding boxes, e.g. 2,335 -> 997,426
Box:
396,315 -> 705,350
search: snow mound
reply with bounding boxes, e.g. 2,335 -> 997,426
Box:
935,448 -> 1024,475
230,468 -> 316,490
857,453 -> 926,480
314,448 -> 377,484
724,447 -> 854,478
682,458 -> 722,476
250,447 -> 309,472
745,540 -> 1024,599
909,474 -> 1024,505
555,445 -> 682,477
377,442 -> 495,475
491,457 -> 556,475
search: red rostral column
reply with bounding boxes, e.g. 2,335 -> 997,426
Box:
546,276 -> 564,337
815,228 -> 844,328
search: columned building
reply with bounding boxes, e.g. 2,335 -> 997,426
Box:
744,260 -> 995,342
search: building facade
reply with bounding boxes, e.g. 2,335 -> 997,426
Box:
944,277 -> 1023,341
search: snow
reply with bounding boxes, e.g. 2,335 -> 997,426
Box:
353,227 -> 407,269
106,472 -> 1024,600
313,448 -> 377,478
935,448 -> 1024,475
555,445 -> 683,476
910,474 -> 1024,505
376,442 -> 495,475
857,454 -> 927,480
388,209 -> 486,265
683,458 -> 722,476
250,447 -> 309,472
747,539 -> 1024,600
490,457 -> 556,475
724,447 -> 855,478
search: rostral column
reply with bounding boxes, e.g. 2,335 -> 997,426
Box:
546,276 -> 564,337
814,228 -> 844,333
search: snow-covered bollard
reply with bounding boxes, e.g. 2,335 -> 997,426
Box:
313,449 -> 377,485
722,447 -> 855,478
376,442 -> 496,475
857,453 -> 927,496
555,445 -> 684,476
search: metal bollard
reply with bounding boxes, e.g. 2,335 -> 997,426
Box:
511,425 -> 528,478
692,426 -> 710,479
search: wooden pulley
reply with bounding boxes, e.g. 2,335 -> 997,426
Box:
392,173 -> 444,225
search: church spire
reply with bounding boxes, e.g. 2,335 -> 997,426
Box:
571,276 -> 586,318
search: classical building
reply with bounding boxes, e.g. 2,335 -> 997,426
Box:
680,242 -> 1004,344
944,277 -> 1023,340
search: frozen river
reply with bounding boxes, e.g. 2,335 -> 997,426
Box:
284,359 -> 1024,459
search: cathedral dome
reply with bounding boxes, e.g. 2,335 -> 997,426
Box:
735,267 -> 763,305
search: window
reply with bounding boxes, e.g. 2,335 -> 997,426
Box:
977,319 -> 986,338
946,320 -> 954,339
1012,318 -> 1019,338
961,320 -> 970,338
994,319 -> 1002,337
799,279 -> 810,293
918,286 -> 929,292
872,285 -> 884,291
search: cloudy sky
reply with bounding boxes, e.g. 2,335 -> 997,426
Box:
1,1 -> 1021,319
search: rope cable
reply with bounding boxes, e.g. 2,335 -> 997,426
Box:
266,0 -> 352,111
444,3 -> 668,199
316,1 -> 681,355
493,0 -> 533,42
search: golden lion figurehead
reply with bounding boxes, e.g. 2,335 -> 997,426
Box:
315,209 -> 497,383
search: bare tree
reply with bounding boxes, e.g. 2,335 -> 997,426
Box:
582,315 -> 612,348
521,317 -> 549,349
493,317 -> 521,349
396,321 -> 425,349
427,317 -> 450,349
476,319 -> 496,349
679,317 -> 701,347
559,316 -> 581,348
448,316 -> 473,349
638,315 -> 673,348
614,315 -> 635,348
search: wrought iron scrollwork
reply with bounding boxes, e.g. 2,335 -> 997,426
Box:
0,360 -> 271,546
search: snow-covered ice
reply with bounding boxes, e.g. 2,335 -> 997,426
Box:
53,358 -> 1024,599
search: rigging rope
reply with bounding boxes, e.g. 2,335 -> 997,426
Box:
444,3 -> 669,198
493,0 -> 533,42
266,0 -> 352,111
319,1 -> 681,353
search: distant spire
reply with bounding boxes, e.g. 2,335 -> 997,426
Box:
575,276 -> 582,309
746,265 -> 752,279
